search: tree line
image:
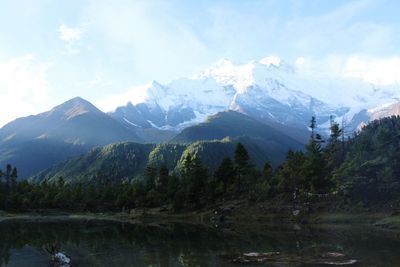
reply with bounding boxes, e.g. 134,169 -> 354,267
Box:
1,115 -> 400,212
0,141 -> 272,212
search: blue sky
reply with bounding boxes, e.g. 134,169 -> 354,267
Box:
0,0 -> 400,126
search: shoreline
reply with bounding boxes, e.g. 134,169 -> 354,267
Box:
1,209 -> 400,233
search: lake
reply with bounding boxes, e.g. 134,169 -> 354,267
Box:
0,218 -> 400,266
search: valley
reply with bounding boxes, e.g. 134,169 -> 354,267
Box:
2,1 -> 400,266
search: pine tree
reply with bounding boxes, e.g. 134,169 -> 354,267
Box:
275,150 -> 306,192
188,156 -> 208,207
234,143 -> 250,168
262,162 -> 273,180
5,164 -> 11,189
310,116 -> 317,139
180,153 -> 208,208
144,165 -> 157,191
214,157 -> 235,194
10,167 -> 17,190
234,143 -> 250,193
324,117 -> 343,173
303,118 -> 328,193
156,164 -> 169,195
0,169 -> 4,210
180,153 -> 193,177
329,116 -> 342,144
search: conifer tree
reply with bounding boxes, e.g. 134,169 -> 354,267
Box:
262,162 -> 273,180
10,167 -> 17,190
144,165 -> 157,190
186,155 -> 208,207
5,164 -> 11,189
303,117 -> 328,193
156,164 -> 169,196
310,116 -> 317,139
234,142 -> 250,193
214,157 -> 235,194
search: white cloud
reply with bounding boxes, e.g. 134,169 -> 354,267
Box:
291,54 -> 400,86
83,1 -> 209,82
295,57 -> 305,66
0,55 -> 52,126
95,83 -> 151,112
58,23 -> 85,44
343,56 -> 400,85
58,23 -> 85,54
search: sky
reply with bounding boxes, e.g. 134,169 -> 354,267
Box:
0,0 -> 400,126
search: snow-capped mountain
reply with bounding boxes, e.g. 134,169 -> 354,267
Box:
349,101 -> 400,132
368,101 -> 400,121
110,56 -> 400,134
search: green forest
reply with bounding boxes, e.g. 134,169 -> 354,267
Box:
1,116 -> 400,213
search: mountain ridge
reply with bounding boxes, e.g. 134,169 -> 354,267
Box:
0,97 -> 142,178
109,56 -> 400,134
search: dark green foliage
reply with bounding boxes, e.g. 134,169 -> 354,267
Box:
234,143 -> 251,193
272,117 -> 333,195
270,115 -> 400,206
3,116 -> 400,213
147,144 -> 186,169
33,138 -> 273,183
332,116 -> 400,204
156,165 -> 169,196
263,162 -> 273,180
172,110 -> 305,145
234,143 -> 250,168
31,143 -> 155,184
174,153 -> 209,209
171,110 -> 305,165
213,157 -> 235,194
0,142 -> 271,212
303,138 -> 328,193
274,150 -> 306,193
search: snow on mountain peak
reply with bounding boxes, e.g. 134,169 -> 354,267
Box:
109,56 -> 400,133
196,58 -> 254,92
259,56 -> 281,67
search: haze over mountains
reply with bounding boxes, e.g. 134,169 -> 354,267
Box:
109,56 -> 400,133
1,56 -> 400,179
0,97 -> 142,178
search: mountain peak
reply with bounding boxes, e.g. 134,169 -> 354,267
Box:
49,97 -> 101,119
213,58 -> 234,68
110,56 -> 400,134
259,56 -> 282,67
63,96 -> 95,106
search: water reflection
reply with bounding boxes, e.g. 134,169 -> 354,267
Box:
0,218 -> 399,266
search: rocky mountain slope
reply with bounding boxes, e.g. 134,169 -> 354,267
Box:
109,57 -> 400,134
0,97 -> 141,178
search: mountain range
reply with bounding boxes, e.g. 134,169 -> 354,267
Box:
0,97 -> 305,179
1,56 -> 400,180
109,56 -> 400,135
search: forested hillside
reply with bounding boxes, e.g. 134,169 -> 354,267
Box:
1,116 -> 400,212
333,116 -> 400,204
31,137 -> 272,184
270,115 -> 400,207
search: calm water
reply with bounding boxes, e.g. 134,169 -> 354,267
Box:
0,218 -> 400,266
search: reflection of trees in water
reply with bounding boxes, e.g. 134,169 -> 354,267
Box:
0,220 -> 239,266
0,243 -> 10,267
0,220 -> 399,266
